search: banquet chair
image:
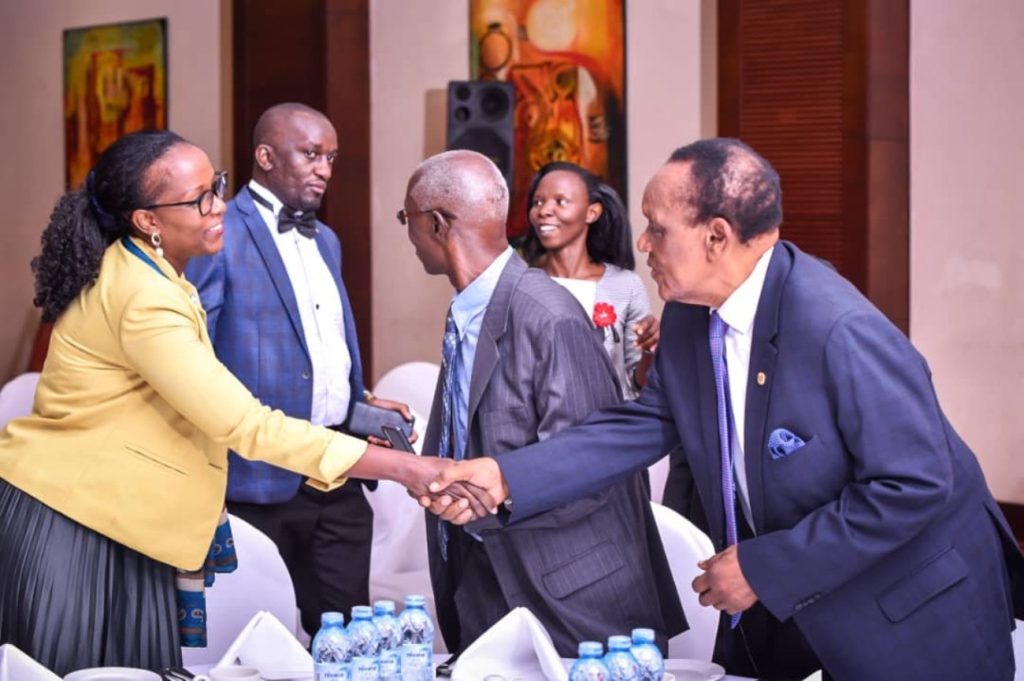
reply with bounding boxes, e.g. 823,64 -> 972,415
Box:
372,361 -> 440,427
0,372 -> 40,430
650,502 -> 719,661
367,361 -> 445,652
181,514 -> 299,667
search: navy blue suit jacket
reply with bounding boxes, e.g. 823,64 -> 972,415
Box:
186,187 -> 366,504
496,241 -> 1024,680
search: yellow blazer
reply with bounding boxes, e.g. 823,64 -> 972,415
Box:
0,237 -> 366,570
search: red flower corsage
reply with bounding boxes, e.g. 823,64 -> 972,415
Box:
593,302 -> 620,342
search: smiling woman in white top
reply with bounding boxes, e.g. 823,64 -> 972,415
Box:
520,162 -> 658,399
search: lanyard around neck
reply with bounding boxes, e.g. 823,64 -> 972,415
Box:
121,236 -> 168,280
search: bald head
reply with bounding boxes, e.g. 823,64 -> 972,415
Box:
407,150 -> 509,230
253,103 -> 330,148
667,138 -> 782,241
251,103 -> 338,212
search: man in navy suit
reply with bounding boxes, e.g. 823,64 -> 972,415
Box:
427,139 -> 1024,680
187,103 -> 412,636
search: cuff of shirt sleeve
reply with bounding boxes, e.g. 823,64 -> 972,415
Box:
305,433 -> 368,492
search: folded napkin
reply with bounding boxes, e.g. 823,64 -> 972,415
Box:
0,644 -> 60,681
452,608 -> 567,681
215,610 -> 313,680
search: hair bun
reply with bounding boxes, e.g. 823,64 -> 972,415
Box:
85,169 -> 121,235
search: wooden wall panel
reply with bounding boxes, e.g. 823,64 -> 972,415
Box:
232,0 -> 373,377
719,0 -> 908,331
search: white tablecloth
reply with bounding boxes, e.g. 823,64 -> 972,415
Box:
188,656 -> 758,680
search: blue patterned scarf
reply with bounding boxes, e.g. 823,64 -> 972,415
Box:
176,510 -> 238,647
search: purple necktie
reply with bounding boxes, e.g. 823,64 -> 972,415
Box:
437,308 -> 460,561
709,311 -> 741,628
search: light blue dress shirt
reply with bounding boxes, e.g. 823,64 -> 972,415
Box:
448,247 -> 515,461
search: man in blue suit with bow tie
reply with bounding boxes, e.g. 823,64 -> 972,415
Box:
428,138 -> 1024,680
187,103 -> 412,636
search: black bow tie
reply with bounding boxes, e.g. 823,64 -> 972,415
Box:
249,187 -> 317,238
277,208 -> 317,238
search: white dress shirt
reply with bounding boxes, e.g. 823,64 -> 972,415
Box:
248,179 -> 352,426
712,246 -> 775,531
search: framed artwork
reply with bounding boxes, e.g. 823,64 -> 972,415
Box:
470,0 -> 626,237
63,18 -> 168,189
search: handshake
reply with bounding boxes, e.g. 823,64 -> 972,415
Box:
402,456 -> 509,525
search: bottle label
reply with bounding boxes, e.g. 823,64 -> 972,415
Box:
316,662 -> 350,681
380,650 -> 401,678
399,643 -> 432,675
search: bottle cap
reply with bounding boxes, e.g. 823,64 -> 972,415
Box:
607,635 -> 632,650
631,628 -> 656,643
578,641 -> 604,657
351,605 -> 374,619
373,599 -> 397,615
404,594 -> 426,607
321,611 -> 345,626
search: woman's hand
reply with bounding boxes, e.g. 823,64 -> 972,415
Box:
633,314 -> 660,354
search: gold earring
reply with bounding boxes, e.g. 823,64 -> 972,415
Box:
151,232 -> 164,258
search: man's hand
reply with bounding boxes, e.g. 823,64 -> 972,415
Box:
393,456 -> 495,520
691,544 -> 758,615
418,457 -> 508,525
365,395 -> 418,446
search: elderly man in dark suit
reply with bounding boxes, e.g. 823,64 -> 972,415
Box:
429,139 -> 1024,680
399,149 -> 685,657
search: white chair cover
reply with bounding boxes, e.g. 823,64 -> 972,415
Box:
0,372 -> 40,430
650,502 -> 719,661
367,362 -> 444,652
372,361 -> 440,428
368,363 -> 438,578
181,514 -> 298,667
648,457 -> 670,505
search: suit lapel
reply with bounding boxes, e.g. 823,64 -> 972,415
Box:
237,188 -> 311,361
743,242 -> 791,533
466,256 -> 526,427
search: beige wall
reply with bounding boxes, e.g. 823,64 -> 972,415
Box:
369,0 -> 710,379
0,0 -> 229,381
910,0 -> 1024,502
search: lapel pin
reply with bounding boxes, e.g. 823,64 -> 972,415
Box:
756,371 -> 766,386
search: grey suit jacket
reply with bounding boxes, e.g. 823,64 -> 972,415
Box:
423,255 -> 686,655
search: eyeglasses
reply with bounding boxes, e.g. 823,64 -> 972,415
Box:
142,171 -> 228,216
396,207 -> 456,225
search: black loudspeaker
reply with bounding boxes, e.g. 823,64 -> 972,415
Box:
445,80 -> 516,192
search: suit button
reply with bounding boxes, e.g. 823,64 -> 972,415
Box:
301,371 -> 311,380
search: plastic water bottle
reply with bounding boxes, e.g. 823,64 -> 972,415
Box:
398,595 -> 435,645
569,641 -> 612,681
374,600 -> 402,681
629,629 -> 664,681
313,611 -> 353,681
398,595 -> 435,681
604,635 -> 641,681
349,606 -> 381,680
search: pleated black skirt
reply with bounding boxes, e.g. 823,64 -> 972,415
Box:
0,478 -> 181,675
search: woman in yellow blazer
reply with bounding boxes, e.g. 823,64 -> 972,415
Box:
0,131 -> 452,674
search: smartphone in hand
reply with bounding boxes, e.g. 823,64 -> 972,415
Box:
381,424 -> 415,453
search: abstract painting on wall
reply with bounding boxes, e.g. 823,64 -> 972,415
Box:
470,0 -> 626,237
63,18 -> 167,189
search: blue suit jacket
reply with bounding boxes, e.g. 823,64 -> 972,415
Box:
186,187 -> 366,503
495,241 -> 1024,680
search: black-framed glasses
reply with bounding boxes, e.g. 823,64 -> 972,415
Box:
142,171 -> 228,217
396,207 -> 456,225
